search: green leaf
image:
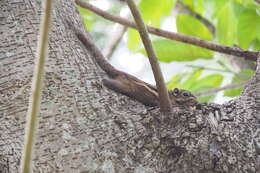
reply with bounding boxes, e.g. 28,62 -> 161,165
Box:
77,6 -> 95,30
194,74 -> 223,90
166,73 -> 187,89
224,69 -> 254,97
167,70 -> 203,90
128,0 -> 176,51
181,0 -> 193,8
204,0 -> 229,18
181,0 -> 204,15
139,0 -> 176,27
257,30 -> 260,43
180,70 -> 204,89
147,40 -> 213,62
233,1 -> 245,19
182,74 -> 223,93
237,8 -> 260,49
234,0 -> 243,3
241,0 -> 260,7
188,74 -> 223,102
252,39 -> 260,50
198,95 -> 214,103
193,0 -> 205,15
167,70 -> 224,102
216,1 -> 237,46
234,69 -> 254,80
127,29 -> 142,51
176,14 -> 213,41
224,84 -> 243,97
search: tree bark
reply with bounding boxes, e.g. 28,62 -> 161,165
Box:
0,0 -> 259,173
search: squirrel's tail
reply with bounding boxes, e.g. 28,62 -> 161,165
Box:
76,30 -> 120,78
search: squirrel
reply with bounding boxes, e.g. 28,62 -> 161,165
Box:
75,30 -> 198,107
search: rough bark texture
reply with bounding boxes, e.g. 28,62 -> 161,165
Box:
0,0 -> 259,173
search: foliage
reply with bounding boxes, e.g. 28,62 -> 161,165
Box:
166,70 -> 224,102
145,39 -> 213,62
224,69 -> 254,96
78,0 -> 258,102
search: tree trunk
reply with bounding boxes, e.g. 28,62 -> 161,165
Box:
0,0 -> 259,172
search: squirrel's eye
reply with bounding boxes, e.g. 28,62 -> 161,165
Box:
182,91 -> 190,97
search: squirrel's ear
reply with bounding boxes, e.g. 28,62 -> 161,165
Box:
172,88 -> 180,96
173,88 -> 179,93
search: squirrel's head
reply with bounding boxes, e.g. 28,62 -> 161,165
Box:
169,88 -> 198,106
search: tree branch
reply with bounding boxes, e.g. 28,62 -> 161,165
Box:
103,25 -> 127,59
194,80 -> 250,97
176,1 -> 215,35
125,0 -> 172,113
186,65 -> 234,73
75,0 -> 258,61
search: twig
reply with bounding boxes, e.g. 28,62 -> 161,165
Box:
103,25 -> 127,59
194,80 -> 250,97
20,0 -> 53,172
125,0 -> 172,113
75,0 -> 258,61
176,1 -> 215,35
186,65 -> 234,73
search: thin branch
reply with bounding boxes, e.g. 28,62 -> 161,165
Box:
20,0 -> 53,172
194,80 -> 250,97
186,65 -> 234,73
75,0 -> 258,61
176,1 -> 215,35
103,25 -> 127,59
125,0 -> 172,113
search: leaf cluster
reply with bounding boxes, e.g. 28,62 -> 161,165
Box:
78,0 -> 259,102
